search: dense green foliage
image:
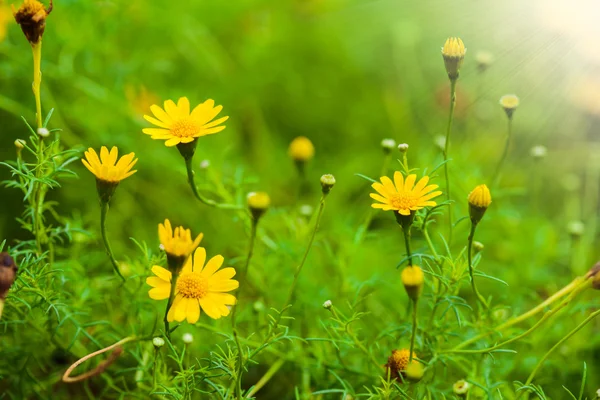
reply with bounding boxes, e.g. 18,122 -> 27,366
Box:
1,1 -> 600,399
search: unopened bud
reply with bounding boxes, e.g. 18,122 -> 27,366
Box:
568,221 -> 584,238
453,380 -> 470,397
398,143 -> 409,153
468,184 -> 492,225
499,95 -> 519,119
530,145 -> 547,159
475,51 -> 493,73
299,204 -> 313,217
182,333 -> 193,344
199,159 -> 210,169
322,300 -> 332,309
404,362 -> 425,382
247,192 -> 270,221
14,139 -> 26,152
473,241 -> 484,252
381,138 -> 396,154
320,174 -> 336,194
401,266 -> 424,301
37,127 -> 50,137
152,337 -> 165,348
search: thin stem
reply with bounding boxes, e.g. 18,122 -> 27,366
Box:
249,194 -> 328,361
443,78 -> 457,242
409,299 -> 418,361
467,223 -> 487,308
403,225 -> 412,266
492,117 -> 513,187
184,158 -> 241,210
99,202 -> 126,282
451,276 -> 588,351
32,42 -> 43,130
517,309 -> 600,399
246,358 -> 286,398
163,275 -> 178,340
355,153 -> 391,244
0,299 -> 4,320
232,219 -> 259,399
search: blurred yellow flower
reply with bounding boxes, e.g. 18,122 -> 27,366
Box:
288,136 -> 315,161
81,146 -> 137,183
142,97 -> 229,147
370,172 -> 442,215
158,219 -> 203,259
146,247 -> 238,322
0,5 -> 11,43
125,84 -> 160,116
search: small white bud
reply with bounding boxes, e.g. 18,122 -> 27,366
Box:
152,337 -> 165,348
299,204 -> 313,217
595,388 -> 600,399
568,221 -> 585,237
37,127 -> 50,137
199,160 -> 210,169
322,300 -> 332,309
434,135 -> 446,151
530,145 -> 547,159
380,138 -> 396,153
182,333 -> 193,344
398,143 -> 409,153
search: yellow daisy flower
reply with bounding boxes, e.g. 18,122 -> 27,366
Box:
159,219 -> 203,259
146,247 -> 238,323
370,172 -> 442,215
142,97 -> 229,147
81,146 -> 138,183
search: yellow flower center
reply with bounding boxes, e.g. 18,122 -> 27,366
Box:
391,193 -> 418,210
176,272 -> 208,299
170,118 -> 200,138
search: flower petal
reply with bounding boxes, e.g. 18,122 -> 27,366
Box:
202,255 -> 224,277
186,299 -> 200,323
148,286 -> 170,300
192,247 -> 207,273
404,174 -> 417,191
151,265 -> 172,282
393,171 -> 404,191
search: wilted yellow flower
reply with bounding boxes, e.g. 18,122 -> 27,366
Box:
385,349 -> 418,380
468,184 -> 491,224
158,219 -> 203,261
370,172 -> 442,216
441,37 -> 466,79
12,0 -> 52,44
288,136 -> 315,161
146,247 -> 238,322
143,97 -> 229,147
82,146 -> 138,184
401,266 -> 424,301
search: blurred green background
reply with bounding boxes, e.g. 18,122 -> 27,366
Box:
2,0 -> 600,397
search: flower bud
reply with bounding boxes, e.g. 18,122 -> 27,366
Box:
568,221 -> 584,238
404,362 -> 424,382
320,174 -> 336,194
441,37 -> 466,80
381,138 -> 396,154
199,159 -> 210,169
398,143 -> 409,153
453,380 -> 470,397
530,145 -> 547,159
12,0 -> 53,45
596,388 -> 600,399
322,300 -> 332,309
152,337 -> 165,349
401,266 -> 424,301
0,253 -> 18,300
499,94 -> 519,119
253,300 -> 265,312
288,136 -> 315,162
434,135 -> 446,151
473,241 -> 484,252
247,191 -> 270,221
299,204 -> 313,217
14,139 -> 26,153
182,333 -> 193,344
468,184 -> 492,225
475,51 -> 493,73
37,127 -> 49,137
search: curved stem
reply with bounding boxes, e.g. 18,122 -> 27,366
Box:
467,223 -> 487,308
232,220 -> 259,399
492,117 -> 513,187
184,158 -> 242,210
517,308 -> 600,399
409,299 -> 418,361
443,78 -> 457,242
100,202 -> 126,282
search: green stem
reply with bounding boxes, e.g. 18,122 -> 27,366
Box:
517,308 -> 600,400
163,275 -> 178,340
99,202 -> 126,282
232,220 -> 259,399
450,277 -> 589,351
32,42 -> 43,130
184,157 -> 241,210
443,78 -> 457,242
493,117 -> 513,187
248,194 -> 328,361
409,299 -> 418,360
246,359 -> 286,398
467,223 -> 487,308
0,299 -> 4,320
403,225 -> 412,266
